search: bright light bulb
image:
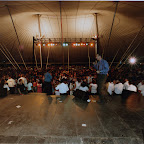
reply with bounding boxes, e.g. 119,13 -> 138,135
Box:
129,57 -> 137,64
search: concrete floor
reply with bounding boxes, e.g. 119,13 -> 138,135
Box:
0,93 -> 144,144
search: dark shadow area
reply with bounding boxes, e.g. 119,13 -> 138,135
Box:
72,97 -> 89,110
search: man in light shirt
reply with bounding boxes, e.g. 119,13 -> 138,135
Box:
138,80 -> 144,96
114,80 -> 124,95
7,76 -> 16,94
107,80 -> 115,96
123,79 -> 129,90
55,78 -> 69,95
127,80 -> 137,92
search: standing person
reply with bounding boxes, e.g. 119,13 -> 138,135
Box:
44,69 -> 52,95
93,54 -> 109,104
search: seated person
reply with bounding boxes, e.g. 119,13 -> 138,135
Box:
73,82 -> 89,101
27,79 -> 33,93
89,79 -> 97,95
127,80 -> 137,92
79,82 -> 89,92
114,80 -> 124,95
17,79 -> 27,95
138,80 -> 144,96
55,78 -> 69,95
107,79 -> 115,96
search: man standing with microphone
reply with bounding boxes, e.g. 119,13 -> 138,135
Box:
93,54 -> 109,104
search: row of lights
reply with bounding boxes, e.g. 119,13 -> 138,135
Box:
37,43 -> 94,47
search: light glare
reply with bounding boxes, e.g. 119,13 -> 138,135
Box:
129,57 -> 136,64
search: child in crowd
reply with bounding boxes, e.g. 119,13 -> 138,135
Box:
33,79 -> 37,92
27,79 -> 33,93
37,80 -> 42,93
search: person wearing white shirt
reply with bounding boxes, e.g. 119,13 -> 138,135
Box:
123,79 -> 129,90
137,81 -> 142,90
89,79 -> 98,95
107,80 -> 115,96
73,78 -> 81,91
138,81 -> 144,96
127,81 -> 137,92
18,75 -> 28,88
7,76 -> 16,94
27,79 -> 33,93
55,79 -> 69,95
69,80 -> 74,95
54,80 -> 60,95
3,83 -> 10,91
114,80 -> 124,94
79,85 -> 89,92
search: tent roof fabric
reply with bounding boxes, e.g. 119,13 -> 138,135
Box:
0,1 -> 144,64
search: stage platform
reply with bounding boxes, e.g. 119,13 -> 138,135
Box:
0,93 -> 143,144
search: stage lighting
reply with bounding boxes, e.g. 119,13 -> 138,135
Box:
43,44 -> 45,46
38,43 -> 41,46
51,43 -> 53,46
66,43 -> 68,46
129,57 -> 137,64
86,43 -> 88,46
81,43 -> 83,46
48,43 -> 50,46
90,43 -> 94,46
73,43 -> 76,46
78,43 -> 80,46
63,43 -> 66,46
76,43 -> 78,46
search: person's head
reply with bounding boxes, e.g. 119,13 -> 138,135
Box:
92,79 -> 96,84
96,54 -> 102,61
61,78 -> 67,84
81,82 -> 87,87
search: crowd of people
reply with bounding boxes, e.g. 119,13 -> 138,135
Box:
0,61 -> 144,103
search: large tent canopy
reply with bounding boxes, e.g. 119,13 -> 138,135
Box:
0,1 -> 144,65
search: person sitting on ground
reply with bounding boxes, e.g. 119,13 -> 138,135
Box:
138,80 -> 144,96
55,78 -> 69,95
54,80 -> 60,95
127,80 -> 137,92
7,76 -> 16,94
73,78 -> 81,92
27,79 -> 33,93
17,79 -> 27,95
114,80 -> 124,95
107,79 -> 115,96
69,80 -> 75,95
89,79 -> 98,95
123,78 -> 129,90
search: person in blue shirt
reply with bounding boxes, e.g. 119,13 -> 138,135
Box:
93,54 -> 109,104
44,69 -> 52,95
